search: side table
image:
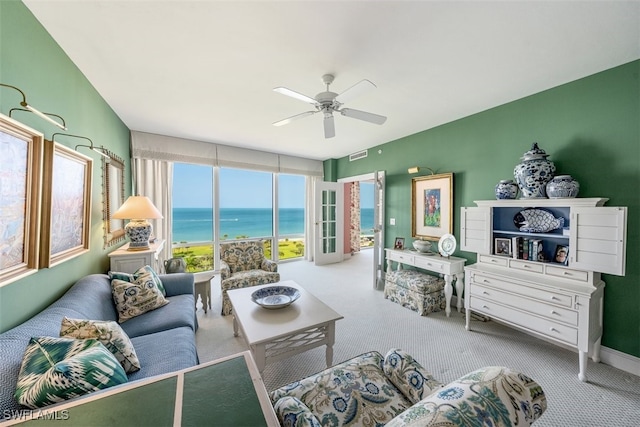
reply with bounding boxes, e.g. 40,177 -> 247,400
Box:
194,274 -> 214,313
108,240 -> 165,273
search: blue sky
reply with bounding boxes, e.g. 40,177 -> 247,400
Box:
172,163 -> 374,209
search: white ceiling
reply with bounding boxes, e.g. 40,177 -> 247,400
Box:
23,1 -> 640,161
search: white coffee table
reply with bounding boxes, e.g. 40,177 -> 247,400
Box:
227,280 -> 343,373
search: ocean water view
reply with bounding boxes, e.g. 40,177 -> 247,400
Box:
172,207 -> 374,242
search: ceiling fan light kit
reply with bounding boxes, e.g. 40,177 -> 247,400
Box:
273,74 -> 387,138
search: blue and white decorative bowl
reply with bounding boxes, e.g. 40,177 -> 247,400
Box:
546,175 -> 580,199
495,179 -> 519,199
251,285 -> 300,309
513,142 -> 556,199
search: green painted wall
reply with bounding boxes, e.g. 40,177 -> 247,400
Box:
329,60 -> 640,358
0,1 -> 131,332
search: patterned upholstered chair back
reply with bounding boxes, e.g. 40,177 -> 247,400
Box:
219,240 -> 266,273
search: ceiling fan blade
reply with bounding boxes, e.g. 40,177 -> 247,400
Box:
273,87 -> 318,105
324,114 -> 335,138
273,110 -> 317,126
334,79 -> 376,104
340,108 -> 387,125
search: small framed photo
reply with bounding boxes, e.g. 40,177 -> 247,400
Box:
554,245 -> 569,265
393,237 -> 405,250
494,238 -> 512,256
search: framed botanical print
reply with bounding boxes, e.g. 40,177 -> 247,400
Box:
40,141 -> 92,268
411,173 -> 453,241
0,114 -> 43,286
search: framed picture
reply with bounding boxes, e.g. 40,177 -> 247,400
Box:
393,237 -> 405,250
40,141 -> 93,268
554,244 -> 569,265
101,148 -> 126,248
0,114 -> 44,287
494,237 -> 512,256
411,173 -> 453,241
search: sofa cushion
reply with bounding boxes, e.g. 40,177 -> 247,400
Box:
60,317 -> 140,373
270,351 -> 413,426
109,265 -> 166,296
14,337 -> 127,409
111,273 -> 169,323
385,366 -> 547,427
127,326 -> 199,382
119,294 -> 196,338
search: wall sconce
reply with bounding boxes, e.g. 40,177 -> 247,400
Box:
408,166 -> 435,175
52,133 -> 111,160
112,196 -> 163,251
1,83 -> 67,130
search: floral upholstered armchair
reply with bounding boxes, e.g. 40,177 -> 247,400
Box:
270,349 -> 547,427
219,240 -> 280,315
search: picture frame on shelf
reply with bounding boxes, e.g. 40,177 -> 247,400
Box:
393,237 -> 405,250
411,173 -> 453,241
0,114 -> 44,287
494,237 -> 512,257
40,141 -> 93,268
554,244 -> 569,266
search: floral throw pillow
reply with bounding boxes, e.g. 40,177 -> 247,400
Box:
111,273 -> 169,323
14,337 -> 128,409
60,317 -> 140,373
109,265 -> 166,296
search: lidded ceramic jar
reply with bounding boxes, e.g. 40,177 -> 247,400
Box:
546,175 -> 580,198
513,142 -> 556,199
495,179 -> 518,199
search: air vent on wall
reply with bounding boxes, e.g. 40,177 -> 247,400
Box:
349,149 -> 368,161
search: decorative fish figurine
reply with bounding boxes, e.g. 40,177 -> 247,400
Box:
513,208 -> 565,233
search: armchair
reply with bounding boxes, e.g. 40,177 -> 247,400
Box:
219,239 -> 280,315
270,349 -> 546,427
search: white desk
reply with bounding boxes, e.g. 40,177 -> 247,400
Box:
385,249 -> 466,317
227,281 -> 343,373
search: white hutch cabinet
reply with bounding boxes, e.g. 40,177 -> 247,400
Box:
460,198 -> 627,382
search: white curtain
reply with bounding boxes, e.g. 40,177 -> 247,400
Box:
132,157 -> 173,267
305,176 -> 319,261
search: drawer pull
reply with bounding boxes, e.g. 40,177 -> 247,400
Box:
483,279 -> 490,284
482,291 -> 489,295
550,327 -> 559,333
523,264 -> 531,269
563,271 -> 572,276
426,263 -> 432,267
550,310 -> 559,315
482,305 -> 490,309
550,296 -> 560,301
491,259 -> 499,263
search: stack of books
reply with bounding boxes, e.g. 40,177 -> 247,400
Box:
511,236 -> 544,261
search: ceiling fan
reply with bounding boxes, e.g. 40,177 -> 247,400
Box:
273,74 -> 387,138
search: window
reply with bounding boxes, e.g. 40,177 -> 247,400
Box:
278,174 -> 305,260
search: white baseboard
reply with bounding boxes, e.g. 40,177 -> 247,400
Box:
601,346 -> 640,377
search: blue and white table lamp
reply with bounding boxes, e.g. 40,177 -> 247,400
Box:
112,196 -> 163,251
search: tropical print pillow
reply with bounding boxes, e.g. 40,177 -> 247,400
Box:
109,265 -> 166,296
14,337 -> 128,409
60,317 -> 140,373
111,272 -> 169,323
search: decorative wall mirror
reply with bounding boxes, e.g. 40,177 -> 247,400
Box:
102,149 -> 126,248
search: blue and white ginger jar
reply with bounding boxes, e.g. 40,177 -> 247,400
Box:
495,180 -> 519,199
546,175 -> 580,198
513,142 -> 556,199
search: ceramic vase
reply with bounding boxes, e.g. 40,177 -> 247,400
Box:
546,175 -> 580,198
513,142 -> 556,199
495,179 -> 519,199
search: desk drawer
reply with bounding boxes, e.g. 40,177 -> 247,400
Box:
471,272 -> 573,308
545,265 -> 589,282
414,257 -> 445,273
471,284 -> 578,326
479,254 -> 508,267
388,251 -> 415,265
470,297 -> 578,346
510,260 -> 544,274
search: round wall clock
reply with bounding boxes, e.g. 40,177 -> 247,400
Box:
438,234 -> 457,257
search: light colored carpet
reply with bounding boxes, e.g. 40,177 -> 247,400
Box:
195,250 -> 640,426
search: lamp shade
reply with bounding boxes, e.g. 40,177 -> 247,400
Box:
112,196 -> 163,220
112,196 -> 162,251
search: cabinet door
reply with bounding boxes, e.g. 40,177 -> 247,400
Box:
460,206 -> 491,254
570,207 -> 627,276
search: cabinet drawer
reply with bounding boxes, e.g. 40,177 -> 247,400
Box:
414,257 -> 445,273
510,260 -> 544,274
388,251 -> 415,264
471,284 -> 578,326
471,272 -> 573,308
470,297 -> 578,346
545,265 -> 589,282
479,254 -> 508,267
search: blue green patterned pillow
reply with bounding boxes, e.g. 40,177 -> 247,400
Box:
14,337 -> 128,409
111,273 -> 169,323
109,265 -> 166,296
